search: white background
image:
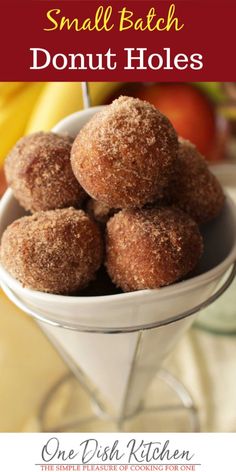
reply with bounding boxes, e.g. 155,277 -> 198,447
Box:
0,433 -> 234,472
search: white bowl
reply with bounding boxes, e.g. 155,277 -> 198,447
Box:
1,107 -> 236,331
1,107 -> 236,417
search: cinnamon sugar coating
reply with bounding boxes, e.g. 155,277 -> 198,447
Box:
106,207 -> 203,292
5,132 -> 86,212
71,96 -> 178,208
0,208 -> 103,294
172,138 -> 225,224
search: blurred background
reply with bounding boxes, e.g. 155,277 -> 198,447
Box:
0,82 -> 236,432
1,81 -> 236,196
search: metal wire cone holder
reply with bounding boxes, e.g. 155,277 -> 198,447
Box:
2,264 -> 236,432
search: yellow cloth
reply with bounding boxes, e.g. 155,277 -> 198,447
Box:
0,290 -> 66,431
0,289 -> 236,432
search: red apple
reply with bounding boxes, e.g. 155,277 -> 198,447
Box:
137,83 -> 219,160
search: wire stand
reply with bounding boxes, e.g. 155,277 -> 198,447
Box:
37,324 -> 200,432
38,369 -> 199,432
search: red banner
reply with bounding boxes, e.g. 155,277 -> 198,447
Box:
0,0 -> 235,81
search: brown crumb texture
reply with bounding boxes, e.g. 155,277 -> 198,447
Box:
71,96 -> 178,208
0,208 -> 103,294
86,198 -> 119,225
106,207 -> 203,292
172,138 -> 225,224
5,131 -> 86,212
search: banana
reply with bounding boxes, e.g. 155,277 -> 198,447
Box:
0,82 -> 45,166
26,82 -> 83,132
89,82 -> 122,105
0,82 -> 27,105
26,82 -> 122,133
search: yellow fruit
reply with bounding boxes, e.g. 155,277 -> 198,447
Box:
26,82 -> 121,133
27,82 -> 85,132
0,83 -> 44,166
0,82 -> 27,105
89,82 -> 122,106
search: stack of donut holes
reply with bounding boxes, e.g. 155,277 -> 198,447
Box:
1,96 -> 224,295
